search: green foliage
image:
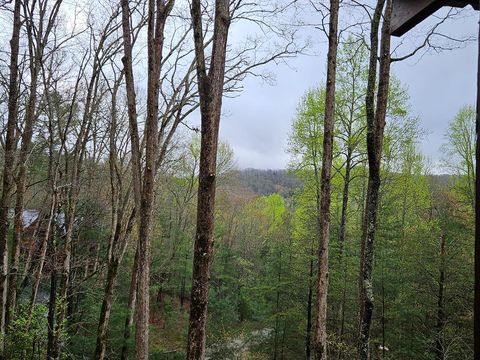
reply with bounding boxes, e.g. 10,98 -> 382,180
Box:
442,104 -> 476,207
288,86 -> 326,172
11,36 -> 474,360
4,304 -> 49,360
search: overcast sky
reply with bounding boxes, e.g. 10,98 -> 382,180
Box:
217,5 -> 479,170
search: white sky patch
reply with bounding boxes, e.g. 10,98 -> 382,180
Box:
217,5 -> 479,170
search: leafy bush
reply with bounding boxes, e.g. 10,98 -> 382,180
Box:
4,304 -> 49,359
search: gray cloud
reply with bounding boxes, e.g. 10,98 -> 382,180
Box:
219,6 -> 478,170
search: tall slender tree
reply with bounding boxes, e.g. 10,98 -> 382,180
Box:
186,1 -> 231,358
6,0 -> 63,328
93,70 -> 136,360
121,0 -> 175,358
0,0 -> 22,343
475,0 -> 480,355
313,0 -> 340,358
358,0 -> 393,358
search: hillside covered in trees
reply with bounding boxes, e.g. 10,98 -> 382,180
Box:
0,0 -> 477,359
233,169 -> 301,196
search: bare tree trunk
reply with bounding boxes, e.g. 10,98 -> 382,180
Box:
94,258 -> 120,360
121,1 -> 174,358
313,1 -> 340,359
337,151 -> 352,360
51,58 -> 102,356
7,0 -> 63,329
28,196 -> 56,318
120,0 -> 142,212
94,69 -> 120,359
47,222 -> 58,359
308,136 -> 322,360
358,1 -> 384,330
0,0 -> 22,341
28,64 -> 63,320
338,153 -> 352,261
94,67 -> 137,359
7,93 -> 35,325
474,1 -> 480,356
120,246 -> 139,360
119,6 -> 142,355
358,1 -> 392,358
53,91 -> 95,359
94,206 -> 135,359
134,8 -> 159,356
186,1 -> 231,359
51,13 -> 120,351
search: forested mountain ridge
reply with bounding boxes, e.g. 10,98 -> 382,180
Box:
233,170 -> 453,197
233,169 -> 301,196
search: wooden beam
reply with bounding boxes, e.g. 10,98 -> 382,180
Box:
392,0 -> 445,36
391,0 -> 478,36
476,5 -> 480,360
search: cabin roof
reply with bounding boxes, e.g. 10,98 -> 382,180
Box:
22,209 -> 40,228
391,0 -> 478,36
8,209 -> 39,228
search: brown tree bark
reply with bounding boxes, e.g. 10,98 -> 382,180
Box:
358,0 -> 393,358
120,0 -> 142,212
358,0 -> 383,331
337,150 -> 352,360
306,110 -> 323,360
119,2 -> 143,354
46,226 -> 58,360
27,56 -> 67,321
27,39 -> 73,321
313,1 -> 340,359
52,79 -> 97,359
50,11 -> 122,356
120,246 -> 139,360
51,41 -> 106,359
474,1 -> 480,356
186,1 -> 231,359
28,195 -> 57,320
94,73 -> 136,360
6,0 -> 63,328
121,1 -> 174,358
94,257 -> 120,359
0,0 -> 22,341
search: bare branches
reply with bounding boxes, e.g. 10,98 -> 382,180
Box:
391,8 -> 475,63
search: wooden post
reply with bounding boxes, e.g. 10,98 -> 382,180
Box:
475,2 -> 480,358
